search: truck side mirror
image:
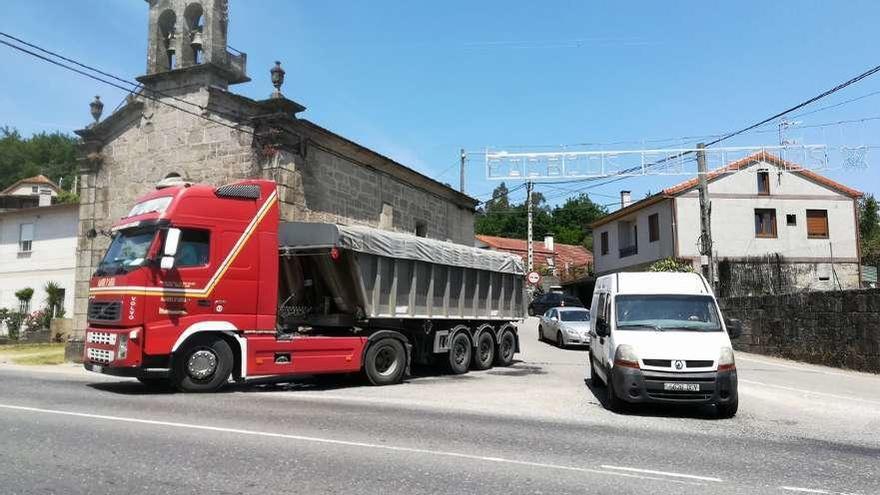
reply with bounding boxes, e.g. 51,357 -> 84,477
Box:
161,228 -> 181,270
725,318 -> 743,339
596,318 -> 609,337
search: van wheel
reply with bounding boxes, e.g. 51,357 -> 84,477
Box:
605,371 -> 627,413
447,332 -> 472,374
173,336 -> 233,393
716,395 -> 739,419
471,332 -> 495,370
589,354 -> 604,388
364,338 -> 407,386
494,330 -> 516,367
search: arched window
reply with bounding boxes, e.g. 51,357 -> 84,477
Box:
158,9 -> 177,70
184,3 -> 205,65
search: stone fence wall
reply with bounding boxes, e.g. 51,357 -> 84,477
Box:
718,289 -> 880,373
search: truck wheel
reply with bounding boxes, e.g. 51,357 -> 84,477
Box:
494,330 -> 516,367
364,338 -> 406,386
447,332 -> 472,375
716,395 -> 739,419
173,336 -> 233,393
471,332 -> 495,370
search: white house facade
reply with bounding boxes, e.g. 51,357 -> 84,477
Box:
591,152 -> 862,293
0,204 -> 78,326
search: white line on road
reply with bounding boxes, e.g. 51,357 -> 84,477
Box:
600,464 -> 723,482
780,487 -> 831,494
738,356 -> 878,380
739,379 -> 880,406
0,403 -> 703,486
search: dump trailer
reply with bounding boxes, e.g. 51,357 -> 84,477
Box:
82,178 -> 525,392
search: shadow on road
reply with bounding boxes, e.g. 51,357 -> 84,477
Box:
86,359 -> 539,395
583,372 -> 727,421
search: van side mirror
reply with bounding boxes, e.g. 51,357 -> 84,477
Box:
725,318 -> 743,339
161,228 -> 181,270
596,318 -> 609,337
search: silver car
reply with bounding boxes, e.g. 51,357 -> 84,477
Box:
538,307 -> 591,348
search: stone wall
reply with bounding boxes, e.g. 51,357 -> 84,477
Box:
718,289 -> 880,373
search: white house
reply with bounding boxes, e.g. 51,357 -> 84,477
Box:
591,152 -> 862,293
0,175 -> 61,211
0,203 -> 78,330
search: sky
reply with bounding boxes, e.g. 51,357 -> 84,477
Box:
2,1 -> 879,210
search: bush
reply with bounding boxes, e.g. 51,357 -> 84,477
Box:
648,257 -> 694,273
22,310 -> 48,333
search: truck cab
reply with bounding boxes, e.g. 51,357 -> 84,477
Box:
587,272 -> 742,418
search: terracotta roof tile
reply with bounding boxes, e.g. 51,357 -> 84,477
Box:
476,235 -> 593,269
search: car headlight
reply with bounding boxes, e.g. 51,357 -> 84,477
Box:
563,325 -> 579,336
117,334 -> 128,360
614,344 -> 640,369
718,346 -> 735,372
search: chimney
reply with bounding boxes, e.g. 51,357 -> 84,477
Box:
544,235 -> 555,252
620,190 -> 632,209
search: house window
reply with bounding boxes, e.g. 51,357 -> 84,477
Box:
31,185 -> 38,194
19,223 -> 34,253
757,171 -> 770,195
806,210 -> 829,239
786,214 -> 797,226
414,221 -> 427,238
754,209 -> 777,238
618,221 -> 638,258
648,213 -> 660,243
600,231 -> 608,256
175,229 -> 210,267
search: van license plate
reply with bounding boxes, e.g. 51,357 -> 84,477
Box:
664,383 -> 699,392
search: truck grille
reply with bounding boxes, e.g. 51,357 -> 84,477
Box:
88,300 -> 121,322
87,331 -> 117,345
87,348 -> 115,364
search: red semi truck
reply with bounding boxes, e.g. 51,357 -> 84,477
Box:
83,178 -> 525,391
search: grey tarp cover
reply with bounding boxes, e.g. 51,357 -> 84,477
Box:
279,222 -> 525,275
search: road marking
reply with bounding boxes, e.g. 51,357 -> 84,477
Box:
0,403 -> 702,486
600,464 -> 723,482
780,487 -> 831,494
738,356 -> 877,380
739,379 -> 880,406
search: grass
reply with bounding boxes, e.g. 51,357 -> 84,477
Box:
0,343 -> 66,365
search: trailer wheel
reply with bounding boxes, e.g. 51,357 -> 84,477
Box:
471,331 -> 495,370
173,336 -> 233,393
447,331 -> 472,375
494,330 -> 516,367
364,338 -> 406,386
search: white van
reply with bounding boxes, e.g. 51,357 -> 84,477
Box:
587,272 -> 742,418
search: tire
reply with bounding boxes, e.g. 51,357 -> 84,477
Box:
447,331 -> 472,375
537,326 -> 544,342
528,307 -> 535,317
556,331 -> 566,349
494,330 -> 516,367
173,336 -> 234,393
716,395 -> 739,419
137,377 -> 171,389
605,370 -> 627,413
471,331 -> 495,370
364,338 -> 407,386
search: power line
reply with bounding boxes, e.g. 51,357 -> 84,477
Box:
0,34 -> 256,137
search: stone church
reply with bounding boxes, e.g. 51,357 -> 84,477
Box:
71,0 -> 476,337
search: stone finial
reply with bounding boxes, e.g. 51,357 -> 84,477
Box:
89,95 -> 104,126
270,61 -> 285,99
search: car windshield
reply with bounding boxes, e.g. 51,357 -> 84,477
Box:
96,228 -> 157,275
615,294 -> 721,332
560,310 -> 590,322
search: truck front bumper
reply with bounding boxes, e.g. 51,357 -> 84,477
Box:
610,367 -> 737,405
83,362 -> 170,378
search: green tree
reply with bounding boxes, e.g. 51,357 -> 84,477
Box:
0,126 -> 79,192
649,257 -> 694,272
859,195 -> 880,268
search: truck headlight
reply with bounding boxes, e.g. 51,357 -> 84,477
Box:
117,334 -> 128,360
614,344 -> 640,369
718,347 -> 735,372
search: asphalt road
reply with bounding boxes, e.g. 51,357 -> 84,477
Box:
0,319 -> 878,495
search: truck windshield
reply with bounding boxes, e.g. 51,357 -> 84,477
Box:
615,294 -> 721,332
96,228 -> 157,276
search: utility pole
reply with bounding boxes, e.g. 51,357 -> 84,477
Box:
697,143 -> 715,290
526,180 -> 534,273
459,148 -> 466,193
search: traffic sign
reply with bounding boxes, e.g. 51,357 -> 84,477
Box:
526,271 -> 541,286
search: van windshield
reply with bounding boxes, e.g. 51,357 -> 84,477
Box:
615,294 -> 721,332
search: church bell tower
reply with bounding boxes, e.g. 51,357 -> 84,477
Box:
143,0 -> 248,87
